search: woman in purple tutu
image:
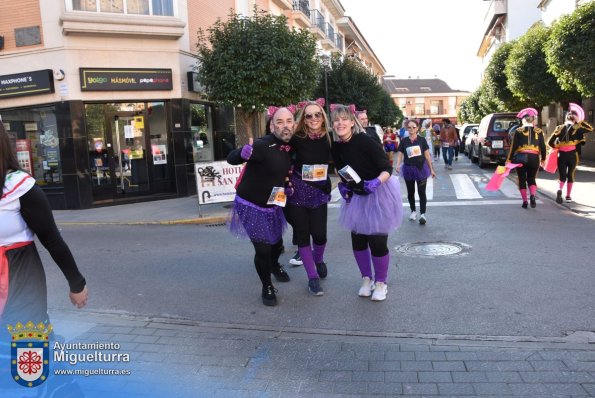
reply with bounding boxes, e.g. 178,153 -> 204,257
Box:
330,104 -> 403,302
287,100 -> 332,296
395,119 -> 436,225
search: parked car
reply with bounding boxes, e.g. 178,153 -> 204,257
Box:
470,112 -> 517,168
458,123 -> 479,154
465,126 -> 478,157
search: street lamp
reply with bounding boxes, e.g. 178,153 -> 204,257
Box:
321,55 -> 330,116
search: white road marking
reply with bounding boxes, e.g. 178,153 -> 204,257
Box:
450,174 -> 482,199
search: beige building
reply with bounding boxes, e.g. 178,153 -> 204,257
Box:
0,0 -> 384,209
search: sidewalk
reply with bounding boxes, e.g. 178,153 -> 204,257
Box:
4,308 -> 593,397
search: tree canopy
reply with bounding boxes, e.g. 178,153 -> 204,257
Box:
483,41 -> 525,111
314,55 -> 401,127
195,9 -> 320,112
545,1 -> 595,97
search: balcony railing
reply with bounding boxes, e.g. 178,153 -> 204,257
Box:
326,23 -> 335,42
292,0 -> 310,18
335,32 -> 343,52
310,9 -> 326,33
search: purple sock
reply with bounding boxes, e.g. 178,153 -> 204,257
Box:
298,246 -> 319,279
313,243 -> 326,263
371,254 -> 390,283
353,249 -> 372,279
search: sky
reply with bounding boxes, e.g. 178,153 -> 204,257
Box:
339,0 -> 488,92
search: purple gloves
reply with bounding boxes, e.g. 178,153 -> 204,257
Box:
338,182 -> 353,203
240,144 -> 253,160
364,178 -> 382,194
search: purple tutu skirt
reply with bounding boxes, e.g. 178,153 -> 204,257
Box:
287,173 -> 331,208
401,162 -> 431,181
339,176 -> 403,235
228,196 -> 287,244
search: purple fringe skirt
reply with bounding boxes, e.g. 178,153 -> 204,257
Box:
339,176 -> 403,235
228,196 -> 287,244
401,162 -> 431,181
287,173 -> 331,208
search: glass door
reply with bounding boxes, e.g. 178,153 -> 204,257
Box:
110,112 -> 150,194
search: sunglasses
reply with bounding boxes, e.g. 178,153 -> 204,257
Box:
305,112 -> 323,120
406,126 -> 417,130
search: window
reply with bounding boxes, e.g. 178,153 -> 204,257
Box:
2,106 -> 63,186
415,104 -> 425,115
187,104 -> 213,163
71,0 -> 173,15
430,101 -> 441,115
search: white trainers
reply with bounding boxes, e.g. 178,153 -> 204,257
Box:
358,277 -> 375,297
409,211 -> 417,221
419,214 -> 426,225
371,282 -> 387,301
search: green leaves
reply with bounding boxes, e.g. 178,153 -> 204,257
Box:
195,8 -> 320,113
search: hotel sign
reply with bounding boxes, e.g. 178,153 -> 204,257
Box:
0,69 -> 54,99
80,68 -> 173,91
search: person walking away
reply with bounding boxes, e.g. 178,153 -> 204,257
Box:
287,100 -> 332,296
331,104 -> 403,301
227,107 -> 295,306
382,127 -> 399,167
432,124 -> 441,160
506,108 -> 547,209
547,103 -> 593,203
440,118 -> 457,169
395,119 -> 436,225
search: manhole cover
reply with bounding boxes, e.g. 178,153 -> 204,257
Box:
395,241 -> 471,258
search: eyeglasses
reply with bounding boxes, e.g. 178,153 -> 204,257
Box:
305,112 -> 323,120
406,126 -> 417,130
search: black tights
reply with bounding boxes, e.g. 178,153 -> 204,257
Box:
557,151 -> 578,183
351,233 -> 389,257
515,154 -> 540,188
251,240 -> 283,286
405,179 -> 427,214
287,204 -> 327,248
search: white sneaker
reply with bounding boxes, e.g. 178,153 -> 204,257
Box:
358,277 -> 375,297
419,214 -> 426,225
371,282 -> 387,301
409,211 -> 417,221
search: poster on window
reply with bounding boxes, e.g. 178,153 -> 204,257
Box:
16,139 -> 33,175
152,144 -> 167,165
194,161 -> 242,204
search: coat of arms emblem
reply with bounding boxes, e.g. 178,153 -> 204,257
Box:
8,321 -> 52,388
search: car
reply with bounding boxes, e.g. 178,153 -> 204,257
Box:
470,112 -> 517,168
458,123 -> 479,154
465,126 -> 478,157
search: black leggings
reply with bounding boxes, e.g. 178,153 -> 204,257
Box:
405,179 -> 427,214
287,204 -> 327,248
251,240 -> 283,286
434,146 -> 440,158
557,150 -> 578,183
351,233 -> 389,257
515,154 -> 540,189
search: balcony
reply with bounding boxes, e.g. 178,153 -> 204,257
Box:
309,9 -> 326,39
291,0 -> 311,27
334,32 -> 344,52
483,0 -> 507,32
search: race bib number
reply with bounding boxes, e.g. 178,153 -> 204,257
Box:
406,145 -> 422,158
442,142 -> 450,148
302,164 -> 328,181
267,187 -> 287,207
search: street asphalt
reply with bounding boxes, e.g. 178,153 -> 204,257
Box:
5,157 -> 592,397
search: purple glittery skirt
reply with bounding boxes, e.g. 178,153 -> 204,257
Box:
401,162 -> 431,181
228,196 -> 287,244
339,176 -> 403,235
287,173 -> 331,208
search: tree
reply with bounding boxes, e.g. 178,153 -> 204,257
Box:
505,23 -> 576,109
545,1 -> 595,97
314,55 -> 402,126
483,41 -> 524,111
458,89 -> 483,124
195,9 -> 319,143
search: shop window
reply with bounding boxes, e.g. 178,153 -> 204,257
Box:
147,102 -> 170,179
1,106 -> 63,186
188,104 -> 214,163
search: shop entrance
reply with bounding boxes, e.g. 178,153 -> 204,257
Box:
86,103 -> 172,202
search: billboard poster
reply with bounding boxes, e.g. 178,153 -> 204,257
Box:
194,161 -> 242,204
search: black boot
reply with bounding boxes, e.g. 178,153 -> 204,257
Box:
262,285 -> 278,306
271,263 -> 290,282
556,190 -> 563,204
522,201 -> 528,209
530,195 -> 536,208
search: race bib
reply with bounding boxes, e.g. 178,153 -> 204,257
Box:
267,187 -> 287,207
302,164 -> 328,181
406,145 -> 422,158
442,142 -> 450,148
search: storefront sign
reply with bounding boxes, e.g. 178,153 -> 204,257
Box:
0,70 -> 54,99
195,161 -> 241,204
80,68 -> 173,91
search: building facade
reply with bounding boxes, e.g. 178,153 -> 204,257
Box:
0,0 -> 384,209
382,77 -> 470,126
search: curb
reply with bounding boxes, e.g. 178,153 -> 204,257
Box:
56,215 -> 229,226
